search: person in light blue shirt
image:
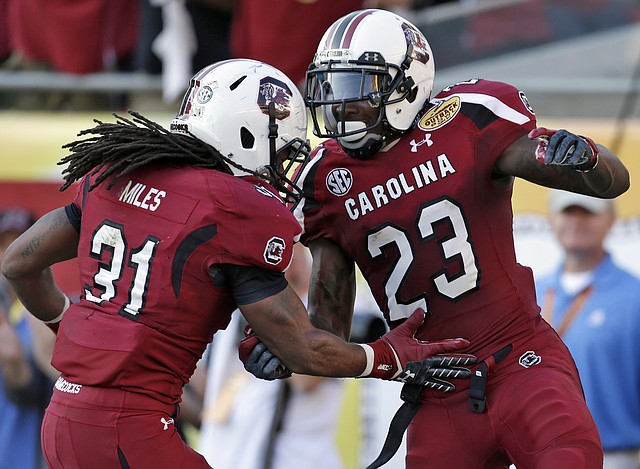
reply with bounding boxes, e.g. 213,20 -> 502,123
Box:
536,190 -> 640,469
0,308 -> 52,469
0,207 -> 54,469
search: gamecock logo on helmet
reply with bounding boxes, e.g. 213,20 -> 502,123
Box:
401,24 -> 430,65
258,78 -> 292,120
264,237 -> 286,265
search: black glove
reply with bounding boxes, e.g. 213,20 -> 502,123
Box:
394,354 -> 476,392
529,127 -> 599,171
238,329 -> 292,380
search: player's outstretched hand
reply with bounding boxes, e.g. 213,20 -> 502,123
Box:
529,127 -> 599,171
238,327 -> 292,380
398,355 -> 476,391
358,308 -> 476,390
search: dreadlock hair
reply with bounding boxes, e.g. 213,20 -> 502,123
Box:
59,111 -> 264,192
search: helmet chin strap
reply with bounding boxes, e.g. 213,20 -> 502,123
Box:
268,102 -> 278,165
335,120 -> 384,158
338,121 -> 368,142
338,131 -> 384,159
323,103 -> 392,159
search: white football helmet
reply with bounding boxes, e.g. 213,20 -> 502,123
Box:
171,59 -> 311,206
305,9 -> 435,158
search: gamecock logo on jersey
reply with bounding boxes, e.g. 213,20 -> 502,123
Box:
418,96 -> 460,131
326,168 -> 353,196
519,91 -> 535,116
264,237 -> 286,265
258,78 -> 292,120
518,350 -> 542,368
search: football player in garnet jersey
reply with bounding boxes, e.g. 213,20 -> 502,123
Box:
240,9 -> 630,469
1,59 -> 477,469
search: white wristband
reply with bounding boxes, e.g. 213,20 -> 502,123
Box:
357,343 -> 375,377
43,295 -> 70,324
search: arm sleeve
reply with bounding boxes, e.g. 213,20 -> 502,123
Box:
209,263 -> 288,305
64,202 -> 82,233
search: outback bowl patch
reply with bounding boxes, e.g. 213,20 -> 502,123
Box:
418,96 -> 461,131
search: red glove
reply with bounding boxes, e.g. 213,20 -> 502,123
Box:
358,308 -> 472,382
238,326 -> 260,364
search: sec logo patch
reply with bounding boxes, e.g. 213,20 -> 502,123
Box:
326,168 -> 353,196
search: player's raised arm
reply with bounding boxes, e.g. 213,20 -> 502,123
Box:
494,129 -> 629,198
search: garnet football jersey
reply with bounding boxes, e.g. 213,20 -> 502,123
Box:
295,79 -> 540,360
53,165 -> 300,405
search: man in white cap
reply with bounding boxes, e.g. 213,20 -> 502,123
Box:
536,190 -> 640,469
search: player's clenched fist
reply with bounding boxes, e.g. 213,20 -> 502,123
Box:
238,327 -> 292,381
529,127 -> 599,172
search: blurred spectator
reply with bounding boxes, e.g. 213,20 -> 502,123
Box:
0,207 -> 57,469
230,0 -> 362,88
0,0 -> 10,63
196,244 -> 387,468
229,0 -> 417,89
3,0 -> 139,110
536,191 -> 640,469
187,0 -> 234,72
197,244 -> 352,468
134,0 -> 164,76
463,0 -> 552,59
137,0 -> 233,103
543,0 -> 631,41
7,0 -> 138,75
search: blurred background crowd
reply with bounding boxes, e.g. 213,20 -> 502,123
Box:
0,1 -> 639,468
0,0 -> 639,111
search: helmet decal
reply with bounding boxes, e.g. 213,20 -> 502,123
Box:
358,51 -> 386,65
197,85 -> 214,104
259,77 -> 293,120
170,59 -> 311,207
340,10 -> 375,49
323,9 -> 375,51
305,9 -> 436,158
402,23 -> 430,65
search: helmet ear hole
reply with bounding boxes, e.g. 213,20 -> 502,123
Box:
240,127 -> 255,149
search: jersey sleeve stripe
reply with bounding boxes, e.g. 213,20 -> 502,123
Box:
454,92 -> 530,125
293,148 -> 326,239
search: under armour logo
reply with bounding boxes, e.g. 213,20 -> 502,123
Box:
161,417 -> 175,430
364,52 -> 380,62
396,368 -> 416,383
410,133 -> 433,152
